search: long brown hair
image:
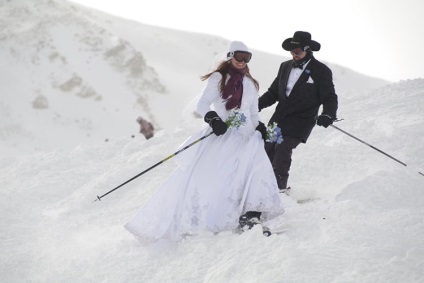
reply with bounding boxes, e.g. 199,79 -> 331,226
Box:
200,60 -> 259,91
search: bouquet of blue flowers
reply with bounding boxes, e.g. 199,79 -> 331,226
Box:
266,122 -> 283,144
225,110 -> 247,129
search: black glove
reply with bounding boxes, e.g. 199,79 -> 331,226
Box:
204,111 -> 228,136
256,121 -> 267,140
316,114 -> 334,128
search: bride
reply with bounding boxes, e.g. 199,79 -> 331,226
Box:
124,41 -> 284,242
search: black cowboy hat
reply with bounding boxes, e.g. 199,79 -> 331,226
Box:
282,31 -> 321,51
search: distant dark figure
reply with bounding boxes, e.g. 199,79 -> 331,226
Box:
136,116 -> 154,139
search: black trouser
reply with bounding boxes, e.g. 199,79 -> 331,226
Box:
265,136 -> 302,190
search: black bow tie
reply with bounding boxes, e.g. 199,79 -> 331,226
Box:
293,62 -> 305,70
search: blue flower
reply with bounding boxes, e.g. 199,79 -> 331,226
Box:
265,122 -> 283,144
225,110 -> 247,129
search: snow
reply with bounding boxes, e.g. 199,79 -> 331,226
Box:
1,1 -> 423,282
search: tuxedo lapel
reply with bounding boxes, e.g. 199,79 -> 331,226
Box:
291,71 -> 310,93
278,61 -> 294,100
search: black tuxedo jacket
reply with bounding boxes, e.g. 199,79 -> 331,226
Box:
259,56 -> 338,142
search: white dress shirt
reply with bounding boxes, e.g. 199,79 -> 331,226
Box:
286,59 -> 311,97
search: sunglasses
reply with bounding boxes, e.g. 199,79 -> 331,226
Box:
290,47 -> 304,56
231,51 -> 252,63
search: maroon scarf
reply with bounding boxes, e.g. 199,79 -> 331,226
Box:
221,64 -> 246,110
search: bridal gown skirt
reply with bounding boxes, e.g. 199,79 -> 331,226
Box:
124,126 -> 284,242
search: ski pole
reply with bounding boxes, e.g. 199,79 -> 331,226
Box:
330,124 -> 423,177
93,131 -> 214,202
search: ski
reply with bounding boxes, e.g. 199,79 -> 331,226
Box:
280,186 -> 320,204
262,226 -> 287,236
261,226 -> 272,237
233,224 -> 285,237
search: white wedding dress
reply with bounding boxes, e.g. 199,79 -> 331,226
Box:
125,72 -> 284,242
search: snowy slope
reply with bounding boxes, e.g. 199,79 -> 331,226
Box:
0,79 -> 423,282
1,1 -> 423,282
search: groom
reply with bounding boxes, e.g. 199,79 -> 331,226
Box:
259,31 -> 338,193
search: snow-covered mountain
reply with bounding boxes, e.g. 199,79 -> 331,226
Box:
1,1 -> 424,282
0,0 -> 388,157
0,0 -> 166,157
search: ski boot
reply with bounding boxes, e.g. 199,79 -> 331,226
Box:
238,213 -> 272,237
238,211 -> 262,231
238,212 -> 273,237
279,186 -> 291,196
